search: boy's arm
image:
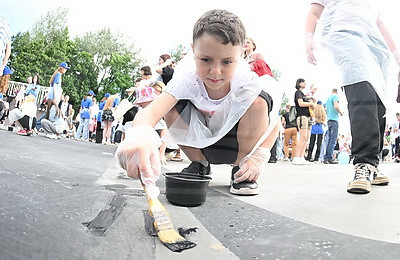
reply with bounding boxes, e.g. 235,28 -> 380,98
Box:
133,92 -> 178,127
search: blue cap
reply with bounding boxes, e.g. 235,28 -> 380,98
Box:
59,62 -> 70,69
317,100 -> 322,105
88,90 -> 96,96
104,93 -> 110,98
3,65 -> 13,75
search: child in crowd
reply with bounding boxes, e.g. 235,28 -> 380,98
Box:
40,100 -> 68,139
116,9 -> 281,196
15,95 -> 37,136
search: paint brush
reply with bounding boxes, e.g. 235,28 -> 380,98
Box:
142,183 -> 196,252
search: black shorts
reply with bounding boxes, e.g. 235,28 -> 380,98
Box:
173,90 -> 273,164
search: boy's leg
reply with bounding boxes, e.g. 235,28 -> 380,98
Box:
234,96 -> 269,165
164,106 -> 207,162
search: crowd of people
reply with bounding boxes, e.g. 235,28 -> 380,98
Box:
1,4 -> 400,197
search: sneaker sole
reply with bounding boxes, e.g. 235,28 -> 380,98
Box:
371,179 -> 389,186
229,186 -> 259,196
347,183 -> 371,194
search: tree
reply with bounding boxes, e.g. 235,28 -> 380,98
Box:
169,44 -> 189,63
75,28 -> 143,97
9,7 -> 144,112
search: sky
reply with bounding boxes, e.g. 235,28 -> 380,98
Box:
3,0 -> 400,130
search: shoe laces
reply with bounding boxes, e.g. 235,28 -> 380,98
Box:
354,163 -> 373,180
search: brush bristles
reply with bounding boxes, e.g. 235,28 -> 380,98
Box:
146,194 -> 197,252
158,229 -> 185,244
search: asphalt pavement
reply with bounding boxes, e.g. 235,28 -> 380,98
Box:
0,129 -> 399,259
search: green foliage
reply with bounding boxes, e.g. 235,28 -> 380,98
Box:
9,7 -> 143,113
169,44 -> 189,63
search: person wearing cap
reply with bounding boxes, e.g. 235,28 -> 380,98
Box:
0,17 -> 11,78
74,90 -> 95,141
95,93 -> 110,143
48,62 -> 70,105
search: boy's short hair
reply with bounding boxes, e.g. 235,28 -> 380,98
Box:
193,9 -> 246,46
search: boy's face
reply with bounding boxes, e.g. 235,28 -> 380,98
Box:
192,33 -> 241,96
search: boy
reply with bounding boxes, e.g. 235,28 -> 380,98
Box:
116,9 -> 280,196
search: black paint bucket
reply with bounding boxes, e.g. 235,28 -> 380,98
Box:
164,173 -> 212,207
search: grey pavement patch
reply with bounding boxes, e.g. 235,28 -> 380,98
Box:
190,188 -> 400,259
82,194 -> 127,236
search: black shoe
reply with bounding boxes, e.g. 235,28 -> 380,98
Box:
324,159 -> 338,164
181,161 -> 211,176
268,158 -> 277,163
229,166 -> 259,195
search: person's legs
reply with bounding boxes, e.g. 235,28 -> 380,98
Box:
75,118 -> 83,139
268,139 -> 278,163
395,137 -> 400,158
324,120 -> 338,162
81,118 -> 90,140
290,127 -> 297,158
344,81 -> 388,193
283,129 -> 291,159
164,102 -> 207,162
293,116 -> 311,164
306,134 -> 316,161
18,115 -> 30,129
314,134 -> 323,161
41,119 -> 55,135
344,81 -> 383,166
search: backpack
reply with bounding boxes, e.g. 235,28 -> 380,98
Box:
288,106 -> 297,127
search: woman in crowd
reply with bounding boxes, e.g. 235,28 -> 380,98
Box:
155,54 -> 174,85
243,37 -> 256,61
95,93 -> 110,143
25,74 -> 41,98
306,100 -> 326,162
74,90 -> 95,141
102,94 -> 118,145
40,100 -> 68,139
293,78 -> 314,165
281,104 -> 297,161
48,62 -> 69,104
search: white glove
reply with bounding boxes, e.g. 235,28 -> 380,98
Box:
305,33 -> 317,65
393,50 -> 400,67
234,147 -> 271,183
115,125 -> 162,189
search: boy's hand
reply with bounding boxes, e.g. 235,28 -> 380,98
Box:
115,126 -> 162,187
234,147 -> 271,183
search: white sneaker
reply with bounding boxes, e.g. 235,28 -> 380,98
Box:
46,134 -> 57,139
292,157 -> 303,165
301,158 -> 311,165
